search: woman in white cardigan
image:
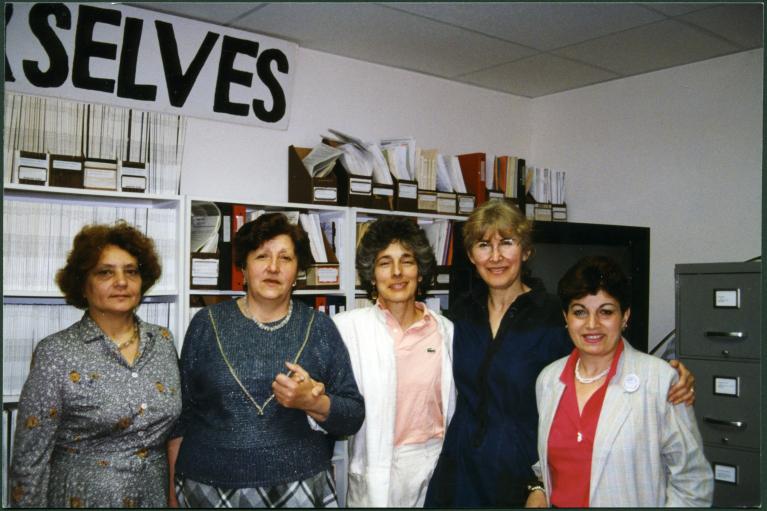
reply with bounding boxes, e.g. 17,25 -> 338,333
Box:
527,256 -> 713,508
332,217 -> 455,507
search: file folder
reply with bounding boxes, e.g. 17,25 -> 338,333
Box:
288,146 -> 339,205
393,176 -> 418,212
49,154 -> 84,189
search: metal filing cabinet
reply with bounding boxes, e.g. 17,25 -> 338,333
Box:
675,262 -> 761,507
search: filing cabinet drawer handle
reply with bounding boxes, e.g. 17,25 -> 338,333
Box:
704,417 -> 745,429
704,331 -> 745,339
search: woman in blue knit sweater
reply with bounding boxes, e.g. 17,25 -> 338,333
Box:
167,213 -> 364,508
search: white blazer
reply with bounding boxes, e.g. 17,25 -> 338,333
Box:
333,305 -> 456,507
534,341 -> 713,507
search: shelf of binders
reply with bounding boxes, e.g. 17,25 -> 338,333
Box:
3,184 -> 186,402
183,197 -> 350,340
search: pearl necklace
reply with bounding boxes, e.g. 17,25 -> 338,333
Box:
575,358 -> 609,384
243,297 -> 293,332
114,322 -> 139,350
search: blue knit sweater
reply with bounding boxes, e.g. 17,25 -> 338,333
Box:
172,299 -> 364,488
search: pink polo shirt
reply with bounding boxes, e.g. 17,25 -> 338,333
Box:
378,302 -> 445,447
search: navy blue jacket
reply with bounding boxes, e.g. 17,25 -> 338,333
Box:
425,278 -> 572,507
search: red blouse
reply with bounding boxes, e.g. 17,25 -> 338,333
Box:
547,340 -> 624,508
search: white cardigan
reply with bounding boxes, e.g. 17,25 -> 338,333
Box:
332,305 -> 456,507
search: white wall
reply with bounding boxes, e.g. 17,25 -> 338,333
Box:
179,48 -> 532,203
530,49 -> 763,349
180,46 -> 762,351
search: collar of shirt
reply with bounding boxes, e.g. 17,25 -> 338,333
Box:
559,338 -> 625,385
375,300 -> 434,337
78,312 -> 159,368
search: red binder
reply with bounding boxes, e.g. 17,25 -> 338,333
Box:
457,152 -> 487,205
231,204 -> 247,291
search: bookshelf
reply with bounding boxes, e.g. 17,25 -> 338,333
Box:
2,184 -> 185,403
182,197 -> 351,342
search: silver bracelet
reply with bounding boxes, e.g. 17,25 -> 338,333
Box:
527,483 -> 545,495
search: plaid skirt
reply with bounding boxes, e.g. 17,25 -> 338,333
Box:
175,470 -> 338,508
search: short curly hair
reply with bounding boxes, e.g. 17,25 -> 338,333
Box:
356,216 -> 437,300
56,221 -> 162,309
233,213 -> 312,272
557,255 -> 632,313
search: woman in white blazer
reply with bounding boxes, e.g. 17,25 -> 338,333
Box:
332,217 -> 455,507
527,256 -> 713,508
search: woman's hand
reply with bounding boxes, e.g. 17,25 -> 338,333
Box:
525,490 -> 548,508
667,359 -> 695,406
272,362 -> 331,421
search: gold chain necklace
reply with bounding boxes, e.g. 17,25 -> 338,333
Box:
113,322 -> 139,350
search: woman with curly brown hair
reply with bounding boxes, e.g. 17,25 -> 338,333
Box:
9,221 -> 182,508
332,216 -> 455,507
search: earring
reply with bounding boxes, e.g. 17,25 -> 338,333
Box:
292,281 -> 297,287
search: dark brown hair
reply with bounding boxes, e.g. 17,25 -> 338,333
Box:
233,213 -> 312,272
56,221 -> 162,309
355,216 -> 437,300
557,255 -> 631,313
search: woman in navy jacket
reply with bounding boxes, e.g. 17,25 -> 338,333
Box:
424,199 -> 695,507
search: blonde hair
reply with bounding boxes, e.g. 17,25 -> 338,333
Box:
462,199 -> 533,257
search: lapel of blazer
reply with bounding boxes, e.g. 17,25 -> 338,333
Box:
539,367 -> 567,490
590,341 -> 636,496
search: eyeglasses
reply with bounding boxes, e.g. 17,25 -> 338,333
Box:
90,265 -> 141,281
472,238 -> 520,258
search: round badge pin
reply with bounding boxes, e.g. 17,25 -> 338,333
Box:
623,373 -> 640,393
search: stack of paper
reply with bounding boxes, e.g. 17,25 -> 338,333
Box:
528,167 -> 566,204
380,137 -> 416,180
325,129 -> 393,185
415,148 -> 438,191
190,202 -> 221,252
302,143 -> 344,177
299,212 -> 329,263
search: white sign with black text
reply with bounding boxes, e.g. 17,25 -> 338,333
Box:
5,2 -> 297,129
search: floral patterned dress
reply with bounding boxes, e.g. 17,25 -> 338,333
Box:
9,313 -> 182,508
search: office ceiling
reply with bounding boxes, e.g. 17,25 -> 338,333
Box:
128,2 -> 764,98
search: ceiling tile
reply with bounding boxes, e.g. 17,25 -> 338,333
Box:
679,4 -> 764,49
457,54 -> 619,98
381,2 -> 664,51
553,19 -> 742,76
639,3 -> 713,17
232,3 -> 535,77
126,2 -> 263,26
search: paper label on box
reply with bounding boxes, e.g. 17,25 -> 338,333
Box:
192,276 -> 218,286
84,168 -> 117,189
419,193 -> 437,203
458,196 -> 475,213
52,160 -> 83,171
316,267 -> 339,284
373,187 -> 394,196
18,166 -> 47,181
192,258 -> 219,277
122,175 -> 147,189
18,156 -> 47,167
714,464 -> 737,484
314,187 -> 337,201
438,198 -> 456,213
350,179 -> 372,194
437,273 -> 450,284
399,183 -> 417,199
